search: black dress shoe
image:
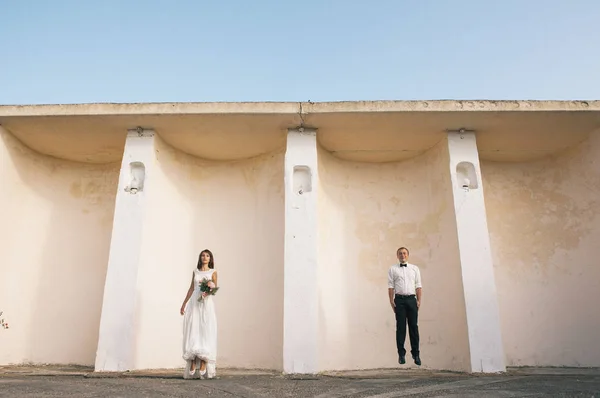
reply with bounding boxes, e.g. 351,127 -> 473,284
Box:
399,356 -> 406,364
413,356 -> 421,366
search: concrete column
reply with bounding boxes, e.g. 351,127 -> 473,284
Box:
447,131 -> 506,373
95,128 -> 156,372
283,128 -> 319,374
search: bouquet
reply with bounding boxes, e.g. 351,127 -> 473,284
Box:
197,279 -> 219,302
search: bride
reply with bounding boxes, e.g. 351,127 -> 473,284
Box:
180,249 -> 218,379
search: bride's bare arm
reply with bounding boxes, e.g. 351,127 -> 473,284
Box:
212,271 -> 218,287
180,273 -> 195,315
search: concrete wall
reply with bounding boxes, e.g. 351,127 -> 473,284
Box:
482,129 -> 600,367
132,135 -> 285,370
0,127 -> 119,365
2,113 -> 598,371
317,138 -> 471,371
283,130 -> 320,374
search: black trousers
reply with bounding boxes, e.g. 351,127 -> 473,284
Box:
394,295 -> 420,358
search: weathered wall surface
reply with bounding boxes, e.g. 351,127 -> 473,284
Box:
131,135 -> 285,370
482,130 -> 600,367
317,138 -> 471,371
0,127 -> 119,365
3,110 -> 599,371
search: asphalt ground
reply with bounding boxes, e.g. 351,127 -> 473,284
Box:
0,365 -> 598,397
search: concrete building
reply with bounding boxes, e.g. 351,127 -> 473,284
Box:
0,100 -> 599,373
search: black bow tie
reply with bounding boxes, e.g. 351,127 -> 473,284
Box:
399,263 -> 407,267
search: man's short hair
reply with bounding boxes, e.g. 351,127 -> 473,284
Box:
397,247 -> 410,256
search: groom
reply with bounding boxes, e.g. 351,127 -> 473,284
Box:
387,247 -> 422,366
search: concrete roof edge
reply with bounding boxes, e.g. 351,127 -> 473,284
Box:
302,100 -> 600,113
0,102 -> 301,117
0,100 -> 599,117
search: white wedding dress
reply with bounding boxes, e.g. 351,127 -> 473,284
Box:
182,268 -> 217,379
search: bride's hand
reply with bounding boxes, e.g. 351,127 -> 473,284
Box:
180,305 -> 185,315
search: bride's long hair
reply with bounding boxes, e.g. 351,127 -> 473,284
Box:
196,249 -> 215,270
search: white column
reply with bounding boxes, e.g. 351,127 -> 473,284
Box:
283,128 -> 319,374
447,131 -> 506,373
95,128 -> 155,372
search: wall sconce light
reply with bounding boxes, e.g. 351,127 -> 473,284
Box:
462,177 -> 470,192
124,161 -> 146,195
456,162 -> 478,193
293,165 -> 312,195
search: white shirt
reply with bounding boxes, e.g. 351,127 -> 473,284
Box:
387,263 -> 422,295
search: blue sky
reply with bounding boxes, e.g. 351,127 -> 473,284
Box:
1,0 -> 599,104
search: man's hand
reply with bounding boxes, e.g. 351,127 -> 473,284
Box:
417,301 -> 421,310
390,301 -> 396,312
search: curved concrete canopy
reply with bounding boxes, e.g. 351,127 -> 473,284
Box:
309,109 -> 600,162
0,100 -> 598,163
158,114 -> 291,161
0,116 -> 128,164
0,113 -> 297,163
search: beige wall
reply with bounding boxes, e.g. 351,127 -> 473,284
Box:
483,130 -> 600,367
317,138 -> 471,371
3,112 -> 598,371
132,135 -> 285,370
0,127 -> 119,365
